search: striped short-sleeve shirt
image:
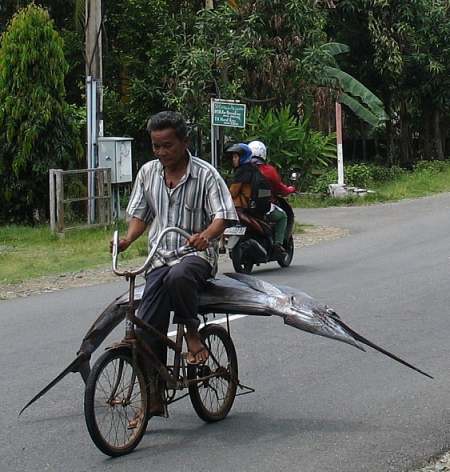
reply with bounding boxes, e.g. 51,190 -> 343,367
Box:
126,153 -> 238,275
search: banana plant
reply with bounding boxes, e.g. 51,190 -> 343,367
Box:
302,42 -> 388,128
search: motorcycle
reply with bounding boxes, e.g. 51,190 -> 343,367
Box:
223,196 -> 295,274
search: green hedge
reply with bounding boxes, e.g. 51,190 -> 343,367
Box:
311,163 -> 406,193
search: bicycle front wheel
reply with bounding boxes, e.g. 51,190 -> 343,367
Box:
188,324 -> 238,422
84,347 -> 148,457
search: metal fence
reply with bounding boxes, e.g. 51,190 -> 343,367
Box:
49,168 -> 112,234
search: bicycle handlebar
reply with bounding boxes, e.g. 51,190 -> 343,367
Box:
112,226 -> 194,277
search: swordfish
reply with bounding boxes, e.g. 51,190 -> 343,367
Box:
19,273 -> 432,415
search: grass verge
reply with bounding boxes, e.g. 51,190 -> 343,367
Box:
0,223 -> 148,285
0,222 -> 308,285
291,162 -> 450,208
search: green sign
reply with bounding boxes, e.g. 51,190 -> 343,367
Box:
212,101 -> 246,128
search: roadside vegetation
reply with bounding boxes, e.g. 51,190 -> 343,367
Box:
1,2 -> 450,225
0,223 -> 147,285
292,160 -> 450,208
0,222 -> 307,285
0,2 -> 449,284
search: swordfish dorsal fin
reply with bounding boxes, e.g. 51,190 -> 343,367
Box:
224,273 -> 285,297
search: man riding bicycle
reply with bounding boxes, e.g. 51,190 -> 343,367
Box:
117,111 -> 237,414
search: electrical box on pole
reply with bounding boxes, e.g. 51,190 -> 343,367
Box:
98,137 -> 133,184
98,137 -> 133,219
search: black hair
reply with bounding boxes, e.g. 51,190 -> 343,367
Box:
146,111 -> 188,140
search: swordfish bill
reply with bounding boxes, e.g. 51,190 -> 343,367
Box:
333,317 -> 433,379
225,273 -> 433,379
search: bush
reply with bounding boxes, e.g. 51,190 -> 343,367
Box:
310,163 -> 406,193
368,164 -> 405,182
414,160 -> 450,174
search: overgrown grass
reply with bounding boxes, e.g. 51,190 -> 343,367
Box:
0,222 -> 309,285
292,161 -> 450,208
0,223 -> 148,285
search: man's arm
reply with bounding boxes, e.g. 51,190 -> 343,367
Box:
263,164 -> 296,196
188,218 -> 228,251
189,167 -> 238,251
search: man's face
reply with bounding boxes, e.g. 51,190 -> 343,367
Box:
151,128 -> 187,168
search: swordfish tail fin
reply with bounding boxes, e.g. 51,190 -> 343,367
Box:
335,319 -> 433,379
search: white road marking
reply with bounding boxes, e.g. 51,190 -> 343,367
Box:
167,314 -> 248,337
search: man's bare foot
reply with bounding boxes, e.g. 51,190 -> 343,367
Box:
185,328 -> 209,364
127,410 -> 143,429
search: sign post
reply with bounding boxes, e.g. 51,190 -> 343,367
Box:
210,98 -> 216,169
210,99 -> 246,168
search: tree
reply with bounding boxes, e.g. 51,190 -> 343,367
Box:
100,0 -> 194,161
408,0 -> 450,160
166,1 -> 384,161
0,4 -> 82,223
329,0 -> 450,164
164,0 -> 331,157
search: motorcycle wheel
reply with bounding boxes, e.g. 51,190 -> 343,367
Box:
278,236 -> 294,268
231,255 -> 254,274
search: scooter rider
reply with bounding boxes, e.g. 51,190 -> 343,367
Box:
227,143 -> 263,214
248,140 -> 296,256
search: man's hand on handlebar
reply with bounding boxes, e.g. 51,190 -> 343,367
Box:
109,237 -> 131,254
188,232 -> 210,251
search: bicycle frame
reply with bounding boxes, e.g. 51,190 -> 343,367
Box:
111,227 -> 234,393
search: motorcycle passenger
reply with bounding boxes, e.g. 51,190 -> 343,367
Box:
248,140 -> 296,257
227,143 -> 264,216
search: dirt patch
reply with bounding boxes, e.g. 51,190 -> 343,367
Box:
0,225 -> 348,301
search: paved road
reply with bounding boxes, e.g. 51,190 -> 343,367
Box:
2,194 -> 450,472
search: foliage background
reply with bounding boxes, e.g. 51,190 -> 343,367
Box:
0,4 -> 83,224
0,0 -> 449,224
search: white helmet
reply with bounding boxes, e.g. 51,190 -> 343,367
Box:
248,140 -> 267,161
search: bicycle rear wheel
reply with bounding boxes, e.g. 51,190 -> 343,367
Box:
188,324 -> 238,422
84,347 -> 148,457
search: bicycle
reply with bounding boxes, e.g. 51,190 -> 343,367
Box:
83,227 -> 242,457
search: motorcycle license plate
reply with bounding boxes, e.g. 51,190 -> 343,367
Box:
224,226 -> 246,236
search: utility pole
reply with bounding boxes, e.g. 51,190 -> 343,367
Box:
205,1 -> 216,166
328,101 -> 346,198
335,101 -> 344,186
85,0 -> 103,223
